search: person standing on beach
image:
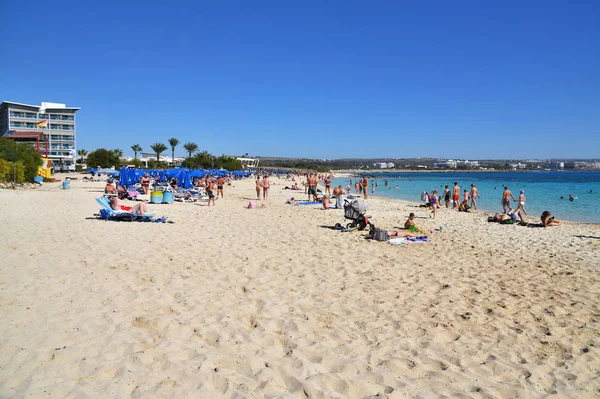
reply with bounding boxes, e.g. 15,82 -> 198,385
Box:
307,173 -> 318,201
452,182 -> 460,209
216,176 -> 225,198
262,175 -> 270,201
140,173 -> 151,195
470,184 -> 480,210
362,176 -> 369,199
502,186 -> 517,213
324,175 -> 332,195
206,178 -> 216,206
443,185 -> 450,208
255,176 -> 262,200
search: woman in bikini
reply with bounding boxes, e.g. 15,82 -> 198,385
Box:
140,173 -> 151,194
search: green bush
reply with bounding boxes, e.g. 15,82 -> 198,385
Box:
0,159 -> 26,183
86,148 -> 121,169
0,138 -> 42,182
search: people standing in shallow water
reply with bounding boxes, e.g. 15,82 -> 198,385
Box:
470,184 -> 480,210
516,190 -> 527,215
452,182 -> 460,210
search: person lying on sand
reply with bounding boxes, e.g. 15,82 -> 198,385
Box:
541,210 -> 561,227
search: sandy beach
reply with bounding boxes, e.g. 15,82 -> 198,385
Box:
1,174 -> 599,398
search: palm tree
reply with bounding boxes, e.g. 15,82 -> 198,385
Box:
168,137 -> 180,165
183,142 -> 198,158
113,149 -> 123,158
77,149 -> 87,165
131,144 -> 142,159
150,142 -> 167,162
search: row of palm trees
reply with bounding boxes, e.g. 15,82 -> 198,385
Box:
76,138 -> 201,167
130,138 -> 200,164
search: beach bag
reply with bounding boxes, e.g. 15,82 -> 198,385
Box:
420,191 -> 428,201
248,200 -> 256,209
371,227 -> 390,241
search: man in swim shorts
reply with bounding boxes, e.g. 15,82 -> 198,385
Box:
206,178 -> 216,206
502,186 -> 516,214
452,182 -> 460,209
217,176 -> 225,198
443,185 -> 450,208
307,174 -> 318,201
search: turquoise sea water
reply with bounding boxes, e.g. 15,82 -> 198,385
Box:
331,171 -> 600,224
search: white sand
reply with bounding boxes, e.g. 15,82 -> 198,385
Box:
1,174 -> 599,398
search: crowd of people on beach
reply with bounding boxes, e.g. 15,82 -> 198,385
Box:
103,169 -> 565,229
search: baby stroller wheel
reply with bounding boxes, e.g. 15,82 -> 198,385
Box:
346,222 -> 354,229
357,218 -> 368,231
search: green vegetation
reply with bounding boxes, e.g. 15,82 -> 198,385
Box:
181,152 -> 242,170
150,142 -> 168,162
86,148 -> 121,169
131,144 -> 142,159
183,142 -> 198,158
168,138 -> 180,164
0,138 -> 43,183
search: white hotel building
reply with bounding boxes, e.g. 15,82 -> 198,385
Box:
0,101 -> 80,171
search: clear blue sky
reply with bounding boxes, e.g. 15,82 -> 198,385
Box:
1,0 -> 599,159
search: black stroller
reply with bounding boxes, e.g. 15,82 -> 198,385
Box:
343,199 -> 370,230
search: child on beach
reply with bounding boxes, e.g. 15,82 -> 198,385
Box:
430,190 -> 438,218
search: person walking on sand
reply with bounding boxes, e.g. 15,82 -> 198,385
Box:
502,186 -> 517,213
430,190 -> 439,219
206,178 -> 216,206
516,190 -> 527,215
362,176 -> 369,200
255,176 -> 262,200
443,185 -> 450,208
452,182 -> 460,210
470,184 -> 480,210
262,175 -> 270,201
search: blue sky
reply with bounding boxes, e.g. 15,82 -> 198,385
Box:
1,0 -> 599,159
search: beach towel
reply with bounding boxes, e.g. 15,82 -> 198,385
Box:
295,201 -> 321,205
406,236 -> 430,243
388,238 -> 408,245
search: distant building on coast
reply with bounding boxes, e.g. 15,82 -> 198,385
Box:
0,101 -> 80,171
548,161 -> 564,170
373,162 -> 395,169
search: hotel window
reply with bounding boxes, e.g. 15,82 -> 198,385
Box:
25,112 -> 36,118
38,114 -> 47,119
10,122 -> 21,127
10,112 -> 24,118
